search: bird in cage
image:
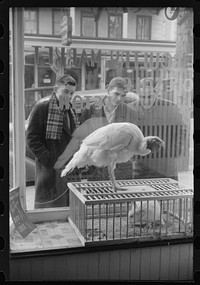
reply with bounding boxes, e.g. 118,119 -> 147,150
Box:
58,122 -> 165,191
128,200 -> 165,230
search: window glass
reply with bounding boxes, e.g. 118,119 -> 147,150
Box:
37,47 -> 56,87
108,14 -> 122,38
137,16 -> 151,40
53,9 -> 61,35
24,47 -> 56,203
24,8 -> 37,34
85,63 -> 101,90
24,46 -> 35,89
82,14 -> 96,37
23,51 -> 193,210
10,8 -> 193,251
25,49 -> 35,65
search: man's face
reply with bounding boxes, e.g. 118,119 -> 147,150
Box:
55,82 -> 76,100
107,87 -> 127,107
139,86 -> 156,109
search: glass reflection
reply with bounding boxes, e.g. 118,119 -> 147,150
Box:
22,8 -> 193,211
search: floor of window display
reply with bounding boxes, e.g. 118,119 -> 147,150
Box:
10,220 -> 83,252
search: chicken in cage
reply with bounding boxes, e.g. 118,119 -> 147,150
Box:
68,178 -> 193,245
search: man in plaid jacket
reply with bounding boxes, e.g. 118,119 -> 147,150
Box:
26,75 -> 77,208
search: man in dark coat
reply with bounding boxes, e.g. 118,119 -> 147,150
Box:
131,78 -> 187,180
81,77 -> 138,124
26,75 -> 77,208
80,77 -> 138,180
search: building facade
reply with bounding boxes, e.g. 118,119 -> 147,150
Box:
21,7 -> 177,92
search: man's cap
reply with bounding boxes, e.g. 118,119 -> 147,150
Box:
55,75 -> 76,86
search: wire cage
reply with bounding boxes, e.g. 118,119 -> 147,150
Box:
67,178 -> 193,246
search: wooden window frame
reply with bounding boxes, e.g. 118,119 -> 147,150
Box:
136,15 -> 152,40
108,13 -> 123,39
81,11 -> 97,37
24,8 -> 39,35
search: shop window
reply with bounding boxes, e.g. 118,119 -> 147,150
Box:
24,8 -> 38,34
136,15 -> 152,40
81,12 -> 96,37
10,8 -> 193,255
108,14 -> 122,39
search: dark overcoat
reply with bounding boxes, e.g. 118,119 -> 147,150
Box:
26,95 -> 76,208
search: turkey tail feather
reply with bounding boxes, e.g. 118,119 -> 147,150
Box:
54,137 -> 80,169
55,117 -> 108,170
61,159 -> 76,177
61,144 -> 88,177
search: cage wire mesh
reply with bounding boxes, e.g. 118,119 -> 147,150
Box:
68,178 -> 193,245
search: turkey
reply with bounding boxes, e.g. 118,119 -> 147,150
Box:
54,117 -> 108,169
60,122 -> 165,191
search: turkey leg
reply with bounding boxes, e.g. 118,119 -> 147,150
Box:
108,164 -> 127,192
